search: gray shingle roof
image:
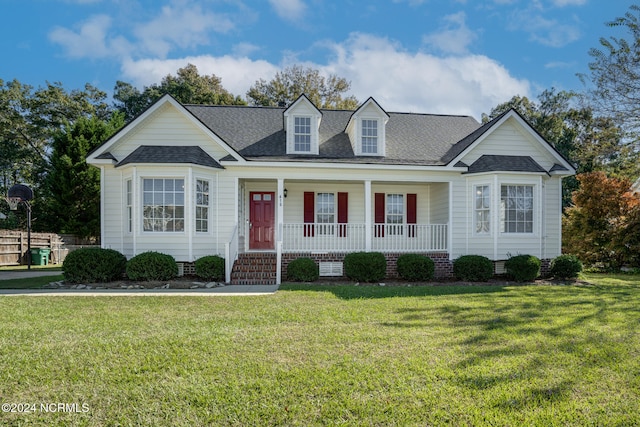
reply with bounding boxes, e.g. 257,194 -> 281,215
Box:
185,104 -> 480,166
116,145 -> 223,169
465,155 -> 547,174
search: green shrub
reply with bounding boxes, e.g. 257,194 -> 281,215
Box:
550,254 -> 583,279
62,247 -> 127,283
195,255 -> 225,281
453,255 -> 494,281
344,252 -> 386,282
397,254 -> 435,281
126,251 -> 178,281
287,258 -> 319,282
505,254 -> 541,282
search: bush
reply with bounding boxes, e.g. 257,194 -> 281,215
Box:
550,254 -> 583,279
397,254 -> 435,281
287,258 -> 319,282
126,251 -> 178,281
195,255 -> 225,281
505,254 -> 541,282
453,255 -> 493,281
344,252 -> 386,282
63,247 -> 127,283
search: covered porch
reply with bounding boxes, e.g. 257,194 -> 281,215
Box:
225,178 -> 451,284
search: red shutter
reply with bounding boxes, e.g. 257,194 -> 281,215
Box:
338,192 -> 348,237
374,193 -> 385,237
304,191 -> 315,237
407,193 -> 417,238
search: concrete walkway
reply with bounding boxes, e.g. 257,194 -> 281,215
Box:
0,285 -> 279,296
0,270 -> 279,296
0,270 -> 63,280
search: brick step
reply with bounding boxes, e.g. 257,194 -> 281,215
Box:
230,253 -> 277,285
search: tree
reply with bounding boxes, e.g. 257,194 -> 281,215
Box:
44,113 -> 125,239
585,4 -> 640,137
114,64 -> 245,120
0,79 -> 111,231
563,172 -> 640,268
246,65 -> 359,109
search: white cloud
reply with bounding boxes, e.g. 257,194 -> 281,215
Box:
268,0 -> 307,22
551,0 -> 586,6
120,55 -> 279,97
422,12 -> 478,55
133,3 -> 235,58
49,14 -> 132,59
121,32 -> 529,118
49,1 -> 237,60
509,9 -> 581,47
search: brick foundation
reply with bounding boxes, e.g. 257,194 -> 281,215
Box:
281,252 -> 454,280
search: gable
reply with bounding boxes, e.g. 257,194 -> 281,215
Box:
87,96 -> 242,167
454,113 -> 575,175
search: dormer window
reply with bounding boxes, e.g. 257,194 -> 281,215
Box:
361,119 -> 378,154
294,116 -> 312,152
346,97 -> 389,157
284,94 -> 322,155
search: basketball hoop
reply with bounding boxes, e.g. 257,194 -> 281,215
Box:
6,196 -> 22,211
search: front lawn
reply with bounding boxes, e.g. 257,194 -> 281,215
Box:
1,274 -> 639,425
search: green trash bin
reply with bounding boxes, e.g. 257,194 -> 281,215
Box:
31,248 -> 51,266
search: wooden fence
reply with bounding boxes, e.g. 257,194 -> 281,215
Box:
0,230 -> 66,266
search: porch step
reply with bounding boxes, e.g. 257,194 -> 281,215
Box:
231,253 -> 277,285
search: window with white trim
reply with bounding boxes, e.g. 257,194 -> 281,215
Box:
195,179 -> 209,233
126,179 -> 132,233
142,178 -> 185,232
386,193 -> 404,235
316,192 -> 335,235
294,116 -> 311,152
475,185 -> 490,233
361,119 -> 378,154
501,185 -> 533,233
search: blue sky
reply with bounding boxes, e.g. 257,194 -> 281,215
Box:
1,0 -> 634,119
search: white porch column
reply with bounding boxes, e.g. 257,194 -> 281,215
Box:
364,180 -> 372,251
277,178 -> 284,240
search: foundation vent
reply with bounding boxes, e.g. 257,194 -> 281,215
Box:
319,262 -> 343,277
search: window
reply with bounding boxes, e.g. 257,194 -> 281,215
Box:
501,185 -> 533,233
386,194 -> 404,235
142,178 -> 184,232
196,179 -> 209,233
361,119 -> 378,153
294,116 -> 311,152
475,185 -> 490,233
126,179 -> 132,233
316,193 -> 335,235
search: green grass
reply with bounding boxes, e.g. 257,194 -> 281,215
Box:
1,274 -> 639,426
0,274 -> 64,289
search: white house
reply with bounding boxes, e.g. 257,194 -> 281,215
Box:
86,94 -> 575,284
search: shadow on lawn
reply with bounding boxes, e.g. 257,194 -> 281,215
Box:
279,283 -> 508,300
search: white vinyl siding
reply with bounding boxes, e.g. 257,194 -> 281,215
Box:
126,179 -> 132,233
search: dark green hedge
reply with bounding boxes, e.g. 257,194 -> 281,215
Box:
344,252 -> 386,282
453,255 -> 494,281
505,254 -> 541,282
62,247 -> 127,283
287,258 -> 319,282
396,254 -> 435,281
550,254 -> 583,279
126,251 -> 178,281
195,255 -> 225,281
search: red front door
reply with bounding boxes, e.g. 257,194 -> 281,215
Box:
249,192 -> 275,250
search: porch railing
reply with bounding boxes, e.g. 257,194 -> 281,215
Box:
281,223 -> 447,253
224,223 -> 239,283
